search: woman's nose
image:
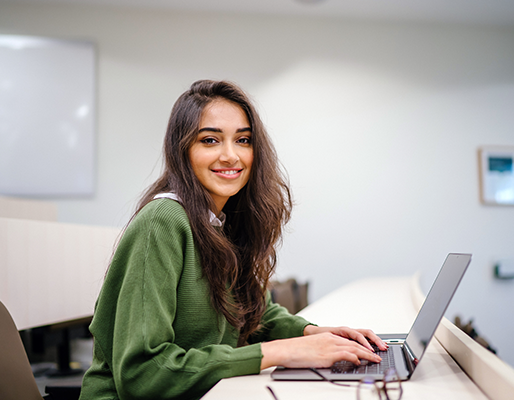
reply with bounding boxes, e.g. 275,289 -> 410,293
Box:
219,143 -> 239,164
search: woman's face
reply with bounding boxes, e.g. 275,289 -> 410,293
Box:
189,99 -> 254,214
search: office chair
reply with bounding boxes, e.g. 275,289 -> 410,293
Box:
0,301 -> 81,400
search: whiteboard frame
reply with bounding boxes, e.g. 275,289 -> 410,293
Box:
0,35 -> 96,197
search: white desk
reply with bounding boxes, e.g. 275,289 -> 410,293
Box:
203,277 -> 488,400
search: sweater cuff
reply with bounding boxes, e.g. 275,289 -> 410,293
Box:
224,343 -> 263,377
289,315 -> 315,337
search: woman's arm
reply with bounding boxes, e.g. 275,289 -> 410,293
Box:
247,291 -> 312,344
253,289 -> 388,371
303,325 -> 388,351
260,326 -> 388,370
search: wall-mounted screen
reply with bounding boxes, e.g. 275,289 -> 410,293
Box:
479,146 -> 514,206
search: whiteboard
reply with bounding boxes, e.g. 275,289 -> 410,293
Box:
0,35 -> 96,196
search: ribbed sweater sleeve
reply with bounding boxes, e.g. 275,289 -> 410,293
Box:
80,200 -> 264,400
248,292 -> 313,344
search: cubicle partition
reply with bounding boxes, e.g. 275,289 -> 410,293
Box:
0,216 -> 119,331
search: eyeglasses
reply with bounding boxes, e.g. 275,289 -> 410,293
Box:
266,367 -> 403,400
357,368 -> 403,400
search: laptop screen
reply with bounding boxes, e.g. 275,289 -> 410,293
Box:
404,253 -> 472,365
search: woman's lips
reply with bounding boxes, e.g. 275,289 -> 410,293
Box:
211,168 -> 243,179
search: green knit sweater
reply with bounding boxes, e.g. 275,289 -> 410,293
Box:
79,199 -> 311,400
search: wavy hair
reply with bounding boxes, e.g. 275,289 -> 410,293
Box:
136,80 -> 292,344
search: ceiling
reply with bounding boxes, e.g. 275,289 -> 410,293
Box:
5,0 -> 514,26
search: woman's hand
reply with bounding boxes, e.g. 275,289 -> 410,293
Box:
303,325 -> 388,352
260,330 -> 383,370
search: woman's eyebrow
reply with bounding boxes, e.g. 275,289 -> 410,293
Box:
198,127 -> 251,133
198,127 -> 222,133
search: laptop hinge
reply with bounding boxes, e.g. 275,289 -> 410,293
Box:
402,343 -> 418,376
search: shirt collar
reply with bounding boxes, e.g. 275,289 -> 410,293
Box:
153,192 -> 226,228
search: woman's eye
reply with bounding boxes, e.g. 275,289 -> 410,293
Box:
200,137 -> 218,144
237,137 -> 252,145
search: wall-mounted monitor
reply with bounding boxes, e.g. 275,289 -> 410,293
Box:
479,146 -> 514,206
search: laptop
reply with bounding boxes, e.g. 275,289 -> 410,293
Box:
0,301 -> 82,400
271,253 -> 472,382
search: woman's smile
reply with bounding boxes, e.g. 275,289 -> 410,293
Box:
211,168 -> 243,178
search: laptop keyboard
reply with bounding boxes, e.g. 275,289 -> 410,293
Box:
331,344 -> 395,375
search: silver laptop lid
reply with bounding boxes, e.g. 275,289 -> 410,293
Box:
404,253 -> 472,367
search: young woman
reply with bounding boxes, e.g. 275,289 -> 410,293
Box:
79,80 -> 386,400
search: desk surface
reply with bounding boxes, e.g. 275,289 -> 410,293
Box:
203,276 -> 487,400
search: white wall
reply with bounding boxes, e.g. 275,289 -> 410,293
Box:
1,3 -> 513,366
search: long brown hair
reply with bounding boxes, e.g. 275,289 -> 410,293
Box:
136,80 -> 292,343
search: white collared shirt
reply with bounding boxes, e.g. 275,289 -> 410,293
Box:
153,192 -> 226,228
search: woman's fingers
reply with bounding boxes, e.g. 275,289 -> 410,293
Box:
355,329 -> 389,351
335,338 -> 382,364
344,329 -> 374,351
330,327 -> 389,352
346,344 -> 382,364
314,339 -> 381,368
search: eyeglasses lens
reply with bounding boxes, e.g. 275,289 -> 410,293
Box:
357,377 -> 381,400
384,369 -> 402,400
